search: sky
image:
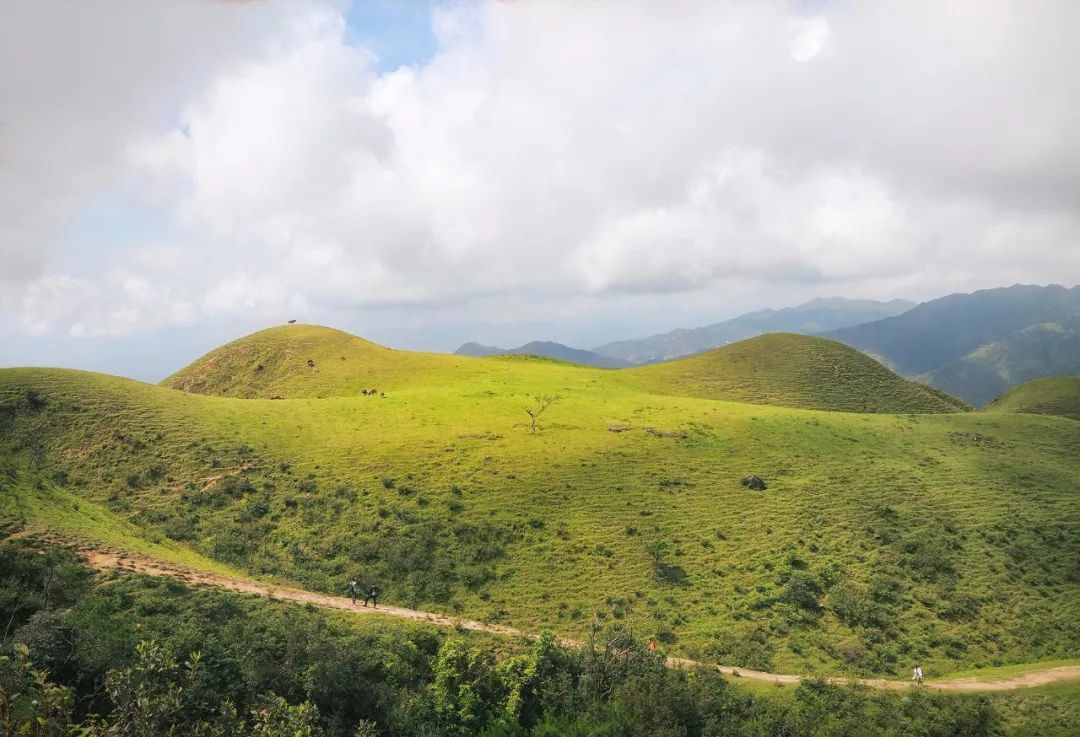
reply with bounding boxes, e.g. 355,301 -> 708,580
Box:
2,0 -> 1079,381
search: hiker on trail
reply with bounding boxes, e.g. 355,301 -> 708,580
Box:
364,584 -> 379,608
347,580 -> 359,605
912,665 -> 924,685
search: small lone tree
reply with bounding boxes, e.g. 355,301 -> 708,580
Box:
524,394 -> 559,433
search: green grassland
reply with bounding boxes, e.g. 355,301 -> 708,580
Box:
986,376 -> 1080,419
622,333 -> 969,413
2,326 -> 1078,681
162,324 -> 499,399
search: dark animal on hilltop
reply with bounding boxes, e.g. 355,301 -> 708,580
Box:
288,319 -> 297,324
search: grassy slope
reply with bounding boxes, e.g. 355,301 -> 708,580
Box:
621,333 -> 967,413
986,376 -> 1080,420
162,324 -> 492,399
2,329 -> 1077,680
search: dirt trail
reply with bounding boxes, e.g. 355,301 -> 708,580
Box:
76,547 -> 1080,693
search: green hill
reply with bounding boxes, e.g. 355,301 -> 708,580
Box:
593,297 -> 916,364
621,333 -> 967,413
163,324 -> 487,398
987,377 -> 1080,419
2,327 -> 1078,680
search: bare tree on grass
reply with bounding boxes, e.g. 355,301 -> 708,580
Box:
583,615 -> 660,702
524,394 -> 560,432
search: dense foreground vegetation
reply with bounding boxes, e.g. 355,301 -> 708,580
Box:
4,537 -> 1077,737
2,325 -> 1078,678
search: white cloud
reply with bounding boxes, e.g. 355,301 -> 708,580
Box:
3,0 -> 1080,347
20,276 -> 99,336
787,16 -> 830,62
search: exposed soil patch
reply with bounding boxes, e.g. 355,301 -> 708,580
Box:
645,427 -> 688,439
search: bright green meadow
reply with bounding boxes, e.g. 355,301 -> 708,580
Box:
2,325 -> 1078,679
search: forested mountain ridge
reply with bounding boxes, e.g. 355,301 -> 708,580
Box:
825,284 -> 1080,404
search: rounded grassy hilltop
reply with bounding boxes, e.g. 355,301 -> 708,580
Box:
162,324 -> 483,398
166,325 -> 966,414
621,333 -> 968,413
987,376 -> 1080,419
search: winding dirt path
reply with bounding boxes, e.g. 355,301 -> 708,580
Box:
76,547 -> 1080,693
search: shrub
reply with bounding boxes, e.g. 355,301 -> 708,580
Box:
705,628 -> 775,670
781,572 -> 823,611
23,388 -> 47,411
655,626 -> 678,644
220,476 -> 256,497
163,516 -> 198,541
829,580 -> 873,626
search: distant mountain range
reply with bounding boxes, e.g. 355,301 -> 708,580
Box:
825,284 -> 1080,405
918,320 -> 1080,406
454,285 -> 1080,405
591,297 -> 916,364
454,340 -> 632,368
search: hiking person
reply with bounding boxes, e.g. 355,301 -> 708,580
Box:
912,665 -> 924,685
347,580 -> 359,605
364,584 -> 379,608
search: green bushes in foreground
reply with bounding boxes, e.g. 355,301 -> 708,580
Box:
2,637 -> 1000,737
0,537 -> 1060,737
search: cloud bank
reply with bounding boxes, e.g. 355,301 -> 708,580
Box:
2,0 -> 1079,346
